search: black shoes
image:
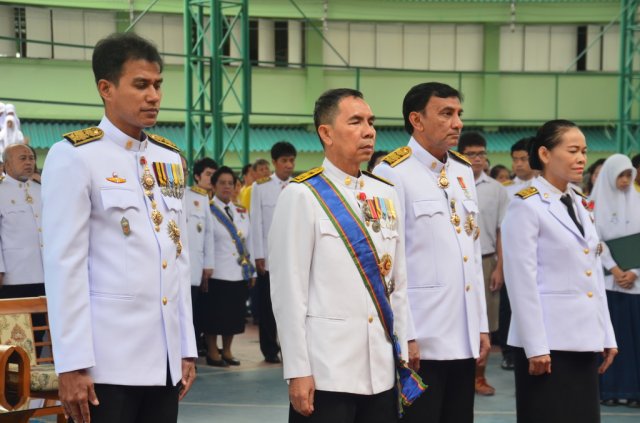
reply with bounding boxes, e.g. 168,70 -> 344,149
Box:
222,356 -> 241,366
501,356 -> 515,371
206,356 -> 229,367
265,355 -> 281,364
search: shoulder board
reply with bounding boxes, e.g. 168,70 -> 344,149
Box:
515,186 -> 539,199
449,150 -> 471,166
502,180 -> 514,186
63,127 -> 103,147
148,133 -> 180,152
572,188 -> 587,199
190,186 -> 208,196
362,170 -> 394,186
382,146 -> 412,168
292,167 -> 324,183
256,176 -> 271,185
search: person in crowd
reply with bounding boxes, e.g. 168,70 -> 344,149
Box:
5,104 -> 22,131
367,150 -> 388,172
584,158 -> 605,196
193,157 -> 218,199
239,163 -> 255,201
26,145 -> 41,183
0,144 -> 43,299
499,136 -> 536,371
251,141 -> 297,364
631,153 -> 640,193
270,88 -> 422,422
204,166 -> 254,367
502,119 -> 617,423
185,159 -> 216,356
458,132 -> 510,397
0,114 -> 25,152
41,32 -> 196,423
0,103 -> 5,129
490,164 -> 511,184
375,82 -> 489,423
590,154 -> 640,408
239,159 -> 270,210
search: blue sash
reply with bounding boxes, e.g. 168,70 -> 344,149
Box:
304,173 -> 426,416
210,203 -> 255,281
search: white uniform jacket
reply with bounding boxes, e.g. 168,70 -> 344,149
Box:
42,117 -> 197,386
375,138 -> 488,360
250,173 -> 290,271
269,158 -> 410,395
210,196 -> 252,282
0,176 -> 43,285
185,186 -> 215,286
501,177 -> 617,358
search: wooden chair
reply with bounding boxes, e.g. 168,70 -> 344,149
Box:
0,296 -> 65,421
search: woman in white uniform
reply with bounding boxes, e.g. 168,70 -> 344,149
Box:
501,119 -> 618,423
590,154 -> 640,408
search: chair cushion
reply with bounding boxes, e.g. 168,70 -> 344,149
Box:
0,313 -> 36,364
30,363 -> 58,391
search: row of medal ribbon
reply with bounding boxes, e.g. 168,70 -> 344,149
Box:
152,161 -> 185,199
359,193 -> 397,232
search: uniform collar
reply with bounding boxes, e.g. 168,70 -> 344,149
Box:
190,185 -> 209,197
212,195 -> 232,208
99,116 -> 148,152
408,137 -> 447,174
475,171 -> 491,186
272,173 -> 291,186
322,158 -> 365,190
4,174 -> 30,188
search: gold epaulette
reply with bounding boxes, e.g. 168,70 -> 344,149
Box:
449,150 -> 471,166
292,167 -> 323,183
502,180 -> 514,186
256,176 -> 271,185
190,186 -> 208,196
362,170 -> 394,186
516,186 -> 539,199
572,188 -> 587,199
63,127 -> 104,147
148,133 -> 180,153
382,147 -> 411,167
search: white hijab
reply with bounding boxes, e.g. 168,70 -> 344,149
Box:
590,154 -> 640,241
0,102 -> 5,129
5,104 -> 21,130
0,115 -> 25,148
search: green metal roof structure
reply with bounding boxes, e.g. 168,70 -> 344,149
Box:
22,121 -> 618,153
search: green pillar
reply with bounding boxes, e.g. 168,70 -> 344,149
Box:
482,24 -> 500,129
305,20 -> 325,113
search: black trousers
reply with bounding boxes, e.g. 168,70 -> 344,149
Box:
190,286 -> 203,340
258,271 -> 279,358
289,389 -> 397,423
498,284 -> 513,358
402,358 -> 475,423
514,348 -> 600,423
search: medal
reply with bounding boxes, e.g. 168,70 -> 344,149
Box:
372,220 -> 381,232
464,214 -> 475,236
379,254 -> 393,277
450,199 -> 461,227
141,167 -> 155,191
120,217 -> 131,236
385,279 -> 395,298
167,219 -> 182,257
362,202 -> 373,226
438,168 -> 449,189
197,222 -> 203,233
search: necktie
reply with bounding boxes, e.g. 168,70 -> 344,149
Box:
224,205 -> 234,222
560,194 -> 584,236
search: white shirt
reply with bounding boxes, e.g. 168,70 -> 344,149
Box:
250,173 -> 290,271
375,138 -> 488,360
269,158 -> 410,395
0,176 -> 43,285
475,172 -> 509,256
185,186 -> 215,286
42,116 -> 196,385
210,196 -> 252,282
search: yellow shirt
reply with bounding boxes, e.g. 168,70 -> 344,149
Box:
635,181 -> 640,193
239,185 -> 253,211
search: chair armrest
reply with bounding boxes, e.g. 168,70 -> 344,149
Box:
0,344 -> 31,410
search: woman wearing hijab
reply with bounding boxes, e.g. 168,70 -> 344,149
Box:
0,114 -> 25,153
590,154 -> 640,408
502,119 -> 617,423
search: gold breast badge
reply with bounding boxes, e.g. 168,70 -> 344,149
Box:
379,254 -> 395,298
167,219 -> 182,257
120,217 -> 131,236
438,168 -> 449,189
450,199 -> 461,228
464,214 -> 475,236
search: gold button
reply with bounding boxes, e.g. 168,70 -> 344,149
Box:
456,227 -> 461,234
162,296 -> 168,305
465,285 -> 471,292
38,228 -> 42,232
587,291 -> 593,298
125,140 -> 133,150
585,270 -> 592,277
543,193 -> 549,199
463,256 -> 468,262
583,248 -> 590,254
162,260 -> 167,269
368,316 -> 373,323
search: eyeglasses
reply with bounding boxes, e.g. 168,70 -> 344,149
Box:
464,152 -> 487,159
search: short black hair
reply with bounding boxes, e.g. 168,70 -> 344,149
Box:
458,132 -> 486,154
92,32 -> 163,85
313,88 -> 364,144
511,137 -> 534,156
211,166 -> 238,186
367,150 -> 388,172
193,157 -> 219,177
402,82 -> 462,135
632,153 -> 640,169
271,141 -> 297,161
241,163 -> 252,176
252,158 -> 270,171
490,164 -> 510,180
529,119 -> 578,171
